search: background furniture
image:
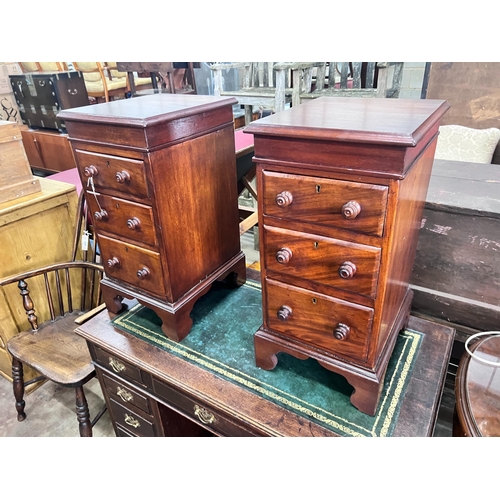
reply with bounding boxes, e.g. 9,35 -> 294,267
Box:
285,62 -> 404,106
410,158 -> 500,358
0,120 -> 40,203
9,70 -> 89,131
21,127 -> 78,174
59,93 -> 246,343
434,124 -> 500,163
454,334 -> 500,436
1,192 -> 104,437
425,62 -> 500,164
75,289 -> 454,437
73,62 -> 130,103
211,62 -> 293,125
0,178 -> 78,384
245,96 -> 449,415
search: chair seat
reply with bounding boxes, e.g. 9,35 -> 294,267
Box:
7,312 -> 94,386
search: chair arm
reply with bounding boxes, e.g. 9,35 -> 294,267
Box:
274,62 -> 324,71
210,62 -> 249,71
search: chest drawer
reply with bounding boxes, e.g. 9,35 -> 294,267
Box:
93,345 -> 147,387
152,377 -> 261,436
75,149 -> 150,200
265,279 -> 373,362
101,371 -> 152,415
109,398 -> 157,437
86,194 -> 157,248
98,234 -> 167,296
262,171 -> 388,237
263,226 -> 381,298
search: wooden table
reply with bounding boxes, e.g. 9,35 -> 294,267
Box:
0,178 -> 78,384
410,158 -> 500,354
454,334 -> 500,436
75,273 -> 455,437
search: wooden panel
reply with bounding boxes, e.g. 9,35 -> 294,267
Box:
108,398 -> 157,437
21,129 -> 77,174
101,372 -> 152,414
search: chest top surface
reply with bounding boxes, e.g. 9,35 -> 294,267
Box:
244,97 -> 450,147
58,93 -> 237,127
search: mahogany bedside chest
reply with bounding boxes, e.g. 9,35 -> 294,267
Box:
244,97 -> 449,415
59,94 -> 246,342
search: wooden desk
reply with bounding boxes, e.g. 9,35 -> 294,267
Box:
410,159 -> 500,353
0,178 -> 78,383
75,280 -> 454,437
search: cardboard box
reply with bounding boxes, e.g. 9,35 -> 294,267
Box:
0,63 -> 23,95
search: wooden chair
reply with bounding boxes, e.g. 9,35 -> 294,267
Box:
211,62 -> 293,125
19,62 -> 68,73
73,62 -> 130,103
0,192 -> 105,437
286,62 -> 404,106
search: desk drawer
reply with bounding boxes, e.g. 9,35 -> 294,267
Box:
98,234 -> 167,297
265,278 -> 373,362
263,225 -> 381,298
75,149 -> 150,200
86,194 -> 157,248
101,372 -> 152,415
152,378 -> 260,436
93,345 -> 146,387
109,398 -> 157,437
262,170 -> 388,237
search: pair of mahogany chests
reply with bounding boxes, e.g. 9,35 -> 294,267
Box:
60,94 -> 449,415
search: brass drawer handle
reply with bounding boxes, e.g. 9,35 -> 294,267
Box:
275,190 -> 293,208
276,247 -> 292,264
341,200 -> 361,219
124,413 -> 140,428
338,261 -> 357,279
117,386 -> 134,403
333,323 -> 350,340
194,404 -> 217,425
109,357 -> 125,373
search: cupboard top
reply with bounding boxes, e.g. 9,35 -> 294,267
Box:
244,97 -> 450,147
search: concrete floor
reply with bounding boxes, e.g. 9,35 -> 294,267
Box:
0,230 -> 261,438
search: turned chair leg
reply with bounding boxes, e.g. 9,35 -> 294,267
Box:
12,357 -> 27,422
75,385 -> 92,437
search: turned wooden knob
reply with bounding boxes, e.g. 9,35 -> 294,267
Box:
341,200 -> 361,219
277,305 -> 292,321
127,217 -> 141,230
107,257 -> 120,269
83,165 -> 98,177
338,261 -> 357,279
137,267 -> 150,279
94,209 -> 108,221
275,191 -> 293,208
115,170 -> 131,183
333,323 -> 350,340
276,247 -> 292,264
